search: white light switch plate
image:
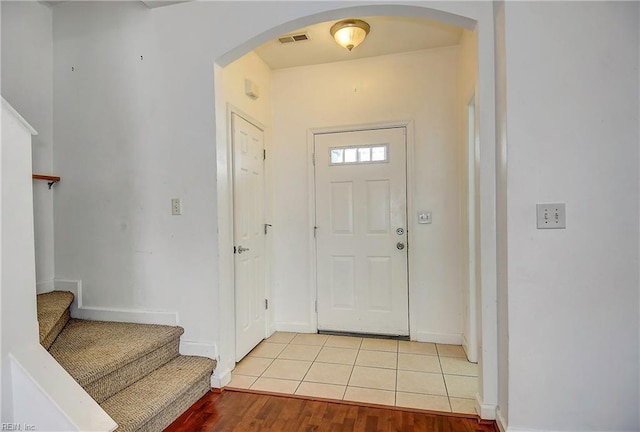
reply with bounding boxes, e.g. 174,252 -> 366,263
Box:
536,203 -> 565,229
418,211 -> 432,224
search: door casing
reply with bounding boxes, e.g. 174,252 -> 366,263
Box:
307,121 -> 416,338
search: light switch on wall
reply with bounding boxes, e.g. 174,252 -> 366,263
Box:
418,211 -> 432,224
536,203 -> 565,229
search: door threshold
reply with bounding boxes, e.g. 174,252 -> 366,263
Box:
318,330 -> 410,341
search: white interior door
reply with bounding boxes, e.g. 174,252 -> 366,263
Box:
232,113 -> 266,361
315,127 -> 409,336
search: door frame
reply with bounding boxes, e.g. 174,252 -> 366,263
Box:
227,105 -> 271,361
464,92 -> 479,363
307,120 -> 416,338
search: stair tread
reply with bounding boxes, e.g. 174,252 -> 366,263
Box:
49,319 -> 184,386
36,291 -> 74,346
101,355 -> 216,432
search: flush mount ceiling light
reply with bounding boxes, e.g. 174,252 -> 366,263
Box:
330,19 -> 370,52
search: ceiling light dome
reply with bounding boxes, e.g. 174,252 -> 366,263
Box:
330,19 -> 370,52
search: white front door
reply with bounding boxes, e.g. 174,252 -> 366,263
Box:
314,127 -> 409,336
232,113 -> 266,360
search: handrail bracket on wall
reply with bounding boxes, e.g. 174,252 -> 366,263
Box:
32,174 -> 61,189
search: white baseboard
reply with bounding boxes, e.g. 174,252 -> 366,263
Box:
494,411 -> 618,432
212,366 -> 231,388
180,340 -> 217,359
500,428 -> 616,432
461,334 -> 478,363
54,279 -> 178,326
496,407 -> 507,432
414,331 -> 462,345
179,340 -> 223,388
476,394 -> 497,420
36,279 -> 54,294
268,321 -> 277,337
274,322 -> 316,333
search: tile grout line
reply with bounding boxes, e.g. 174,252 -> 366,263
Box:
342,341 -> 361,401
255,332 -> 296,392
289,332 -> 305,395
248,333 -> 476,414
394,342 -> 399,407
436,346 -> 454,413
297,333 -> 328,393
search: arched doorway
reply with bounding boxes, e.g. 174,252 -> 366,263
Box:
213,3 -> 499,420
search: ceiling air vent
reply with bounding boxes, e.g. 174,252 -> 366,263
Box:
278,33 -> 310,44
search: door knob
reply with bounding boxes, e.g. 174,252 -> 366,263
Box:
237,245 -> 250,254
396,242 -> 405,250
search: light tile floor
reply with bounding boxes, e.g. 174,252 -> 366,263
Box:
226,332 -> 478,415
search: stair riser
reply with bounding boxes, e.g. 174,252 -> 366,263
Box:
87,339 -> 180,403
100,356 -> 216,432
42,308 -> 70,350
136,374 -> 211,432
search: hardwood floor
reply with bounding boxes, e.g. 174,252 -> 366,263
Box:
165,390 -> 498,432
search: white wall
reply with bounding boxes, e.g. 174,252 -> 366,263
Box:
493,0 -> 509,428
223,53 -> 272,129
51,0 -> 497,413
503,2 -> 639,431
53,1 -> 221,348
270,47 -> 464,341
1,1 -> 55,293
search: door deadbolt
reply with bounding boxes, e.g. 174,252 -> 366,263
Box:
396,242 -> 405,250
396,228 -> 404,235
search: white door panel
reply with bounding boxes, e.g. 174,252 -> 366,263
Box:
315,128 -> 408,336
233,113 -> 266,360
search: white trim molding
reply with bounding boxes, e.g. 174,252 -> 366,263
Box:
179,340 -> 224,388
10,344 -> 117,432
2,97 -> 38,135
274,322 -> 316,334
179,340 -> 217,359
54,279 -> 178,326
476,393 -> 497,420
496,407 -> 507,432
212,366 -> 232,389
36,279 -> 55,294
415,331 -> 462,345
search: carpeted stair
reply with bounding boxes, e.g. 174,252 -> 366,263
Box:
36,291 -> 216,432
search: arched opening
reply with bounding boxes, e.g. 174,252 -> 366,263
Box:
213,3 -> 498,420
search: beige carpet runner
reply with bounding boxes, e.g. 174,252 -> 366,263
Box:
36,291 -> 216,432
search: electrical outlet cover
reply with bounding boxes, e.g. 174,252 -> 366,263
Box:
171,198 -> 182,216
536,203 -> 565,229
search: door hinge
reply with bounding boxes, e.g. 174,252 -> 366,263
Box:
314,300 -> 317,313
313,226 -> 318,238
265,299 -> 269,310
312,153 -> 316,165
264,223 -> 272,234
263,149 -> 266,160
